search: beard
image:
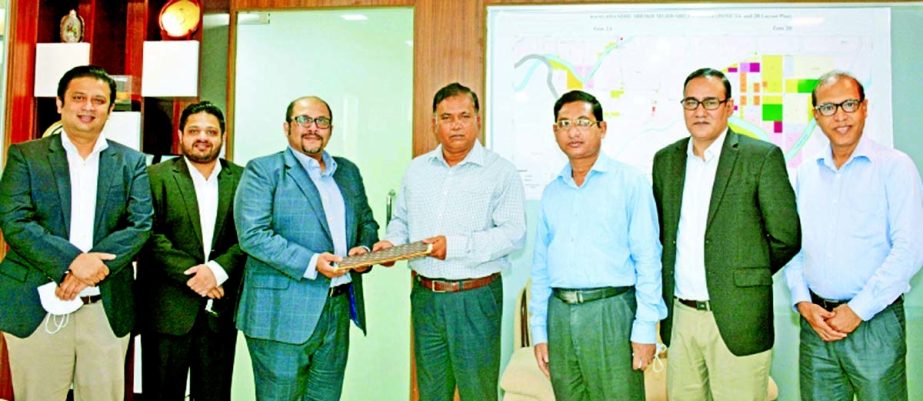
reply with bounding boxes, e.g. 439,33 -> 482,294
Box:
183,141 -> 222,163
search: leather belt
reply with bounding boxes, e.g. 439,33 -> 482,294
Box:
328,284 -> 351,298
80,295 -> 102,304
809,291 -> 903,312
416,273 -> 499,293
553,286 -> 631,304
677,298 -> 711,311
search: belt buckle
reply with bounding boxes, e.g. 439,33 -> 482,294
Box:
575,291 -> 584,304
696,301 -> 710,311
430,280 -> 446,293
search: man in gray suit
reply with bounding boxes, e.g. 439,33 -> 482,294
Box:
234,95 -> 379,401
0,65 -> 153,401
652,68 -> 800,401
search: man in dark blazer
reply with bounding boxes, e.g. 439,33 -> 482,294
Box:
0,65 -> 153,401
138,101 -> 245,401
652,68 -> 800,401
234,96 -> 379,401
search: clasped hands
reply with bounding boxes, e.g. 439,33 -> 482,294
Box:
797,301 -> 862,342
56,252 -> 115,300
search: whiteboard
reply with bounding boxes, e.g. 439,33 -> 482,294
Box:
486,5 -> 892,199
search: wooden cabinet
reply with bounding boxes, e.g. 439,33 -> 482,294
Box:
3,0 -> 204,154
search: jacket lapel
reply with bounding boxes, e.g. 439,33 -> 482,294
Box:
666,138 -> 689,234
47,136 -> 72,233
173,158 -> 205,252
212,159 -> 235,249
333,167 -> 356,247
283,150 -> 332,242
706,130 -> 740,231
93,142 -> 116,242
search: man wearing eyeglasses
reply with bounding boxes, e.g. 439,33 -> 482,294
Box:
783,71 -> 922,401
373,83 -> 526,401
652,68 -> 801,401
529,90 -> 666,401
233,96 -> 379,400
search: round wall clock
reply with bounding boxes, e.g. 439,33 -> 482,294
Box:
159,0 -> 202,40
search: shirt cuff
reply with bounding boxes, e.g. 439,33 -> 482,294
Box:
789,285 -> 812,313
847,291 -> 878,321
444,234 -> 469,259
205,261 -> 228,286
304,253 -> 319,279
630,320 -> 657,344
530,325 -> 548,345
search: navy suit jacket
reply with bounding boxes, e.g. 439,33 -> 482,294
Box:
234,149 -> 379,344
137,157 -> 246,335
652,130 -> 801,356
0,134 -> 153,338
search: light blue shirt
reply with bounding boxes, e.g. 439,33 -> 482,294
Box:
529,154 -> 667,344
291,149 -> 351,287
384,141 -> 526,280
784,137 -> 923,320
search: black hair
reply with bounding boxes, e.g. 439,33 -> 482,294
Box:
811,70 -> 865,107
432,82 -> 480,113
180,101 -> 225,132
683,68 -> 732,100
56,65 -> 117,106
553,90 -> 604,122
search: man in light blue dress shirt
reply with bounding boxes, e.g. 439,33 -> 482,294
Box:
784,71 -> 923,401
529,90 -> 666,401
374,83 -> 526,401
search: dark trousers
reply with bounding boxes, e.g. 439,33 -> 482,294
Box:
548,288 -> 644,401
799,301 -> 907,401
412,275 -> 503,401
246,294 -> 350,401
141,309 -> 237,401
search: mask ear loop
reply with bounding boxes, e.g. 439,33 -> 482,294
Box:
650,342 -> 667,373
44,313 -> 70,335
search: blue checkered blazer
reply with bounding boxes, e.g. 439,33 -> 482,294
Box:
234,148 -> 378,344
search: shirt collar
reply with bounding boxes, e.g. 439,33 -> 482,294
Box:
816,133 -> 874,170
428,141 -> 486,168
686,128 -> 727,162
60,131 -> 109,159
558,153 -> 612,186
290,147 -> 337,176
183,156 -> 222,181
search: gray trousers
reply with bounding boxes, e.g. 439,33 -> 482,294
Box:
547,288 -> 644,401
412,276 -> 503,401
799,300 -> 907,401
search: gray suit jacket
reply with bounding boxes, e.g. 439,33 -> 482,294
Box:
652,130 -> 800,356
234,149 -> 379,344
0,135 -> 153,338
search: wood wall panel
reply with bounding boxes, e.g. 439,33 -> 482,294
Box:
4,0 -> 39,145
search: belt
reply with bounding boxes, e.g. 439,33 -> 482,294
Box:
809,291 -> 903,312
677,298 -> 711,311
328,284 -> 351,298
80,295 -> 102,304
553,286 -> 631,304
416,273 -> 499,293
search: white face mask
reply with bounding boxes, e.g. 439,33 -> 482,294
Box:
37,281 -> 83,315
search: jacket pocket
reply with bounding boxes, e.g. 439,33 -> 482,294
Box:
733,268 -> 772,287
249,272 -> 291,289
0,261 -> 29,283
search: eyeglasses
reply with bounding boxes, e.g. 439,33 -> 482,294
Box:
814,99 -> 862,117
291,115 -> 331,129
554,118 -> 600,130
681,97 -> 729,111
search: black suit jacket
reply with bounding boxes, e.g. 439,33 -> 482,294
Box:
652,130 -> 801,356
0,135 -> 153,338
138,157 -> 246,335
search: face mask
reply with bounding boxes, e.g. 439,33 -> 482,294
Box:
37,281 -> 83,316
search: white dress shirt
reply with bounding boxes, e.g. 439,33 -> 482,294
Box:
674,130 -> 727,301
61,132 -> 108,297
183,157 -> 228,285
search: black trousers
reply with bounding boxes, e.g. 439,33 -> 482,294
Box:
141,309 -> 238,401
